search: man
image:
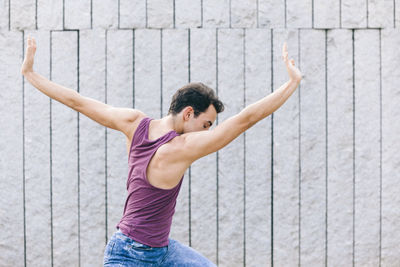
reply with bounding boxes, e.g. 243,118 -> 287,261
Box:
21,36 -> 302,266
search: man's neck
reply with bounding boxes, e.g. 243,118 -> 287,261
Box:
156,115 -> 183,134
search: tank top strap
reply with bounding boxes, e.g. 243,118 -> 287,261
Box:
127,117 -> 150,162
128,117 -> 180,164
134,117 -> 151,143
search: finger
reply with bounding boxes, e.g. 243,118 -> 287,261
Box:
290,59 -> 295,65
29,37 -> 36,49
282,42 -> 289,61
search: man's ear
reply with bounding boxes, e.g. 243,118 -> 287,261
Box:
182,106 -> 193,121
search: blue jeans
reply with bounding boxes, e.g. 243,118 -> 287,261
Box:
103,229 -> 217,266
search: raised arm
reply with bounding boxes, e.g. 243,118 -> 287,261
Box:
21,35 -> 142,138
182,42 -> 302,162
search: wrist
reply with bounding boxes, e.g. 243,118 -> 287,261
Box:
22,70 -> 35,77
289,77 -> 301,84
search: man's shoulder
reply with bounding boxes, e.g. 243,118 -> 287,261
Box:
125,110 -> 147,140
132,110 -> 147,122
160,134 -> 186,152
157,131 -> 205,164
157,134 -> 187,158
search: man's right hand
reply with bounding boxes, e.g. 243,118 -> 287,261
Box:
282,42 -> 302,82
21,35 -> 36,75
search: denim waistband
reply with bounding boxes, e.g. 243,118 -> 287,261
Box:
115,229 -> 154,249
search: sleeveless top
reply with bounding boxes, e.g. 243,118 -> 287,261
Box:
116,117 -> 184,247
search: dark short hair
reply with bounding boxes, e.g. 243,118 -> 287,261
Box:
168,82 -> 224,117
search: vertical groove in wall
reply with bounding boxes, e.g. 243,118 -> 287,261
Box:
50,30 -> 54,267
90,0 -> 93,29
8,0 -> 10,30
312,0 -> 314,28
378,28 -> 382,267
340,0 -> 342,28
173,0 -> 176,28
145,0 -> 148,28
284,0 -> 287,28
105,30 -> 109,244
188,28 -> 192,247
243,28 -> 246,267
160,29 -> 163,118
35,0 -> 38,30
200,0 -> 203,28
76,30 -> 81,267
22,31 -> 27,267
270,28 -> 274,267
298,28 -> 302,267
394,0 -> 396,27
188,29 -> 191,84
133,29 -> 135,109
229,0 -> 231,28
325,29 -> 329,267
62,0 -> 65,29
366,0 -> 369,28
118,0 -> 120,29
352,29 -> 355,267
215,28 -> 219,266
256,0 -> 259,28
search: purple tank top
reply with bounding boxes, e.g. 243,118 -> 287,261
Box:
116,117 -> 184,247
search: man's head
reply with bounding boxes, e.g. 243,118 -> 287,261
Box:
168,82 -> 224,133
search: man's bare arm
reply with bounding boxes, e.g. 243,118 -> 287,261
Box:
23,71 -> 144,137
21,35 -> 143,137
240,79 -> 298,127
23,71 -> 78,108
182,79 -> 300,161
182,42 -> 302,162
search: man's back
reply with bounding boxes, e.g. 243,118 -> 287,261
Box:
126,114 -> 193,190
116,117 -> 184,247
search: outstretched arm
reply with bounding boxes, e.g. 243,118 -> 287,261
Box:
182,42 -> 302,161
21,35 -> 142,137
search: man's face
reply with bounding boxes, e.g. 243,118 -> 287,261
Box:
183,104 -> 217,133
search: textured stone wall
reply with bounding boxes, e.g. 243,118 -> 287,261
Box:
0,0 -> 399,266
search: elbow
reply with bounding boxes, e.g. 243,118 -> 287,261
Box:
238,111 -> 255,132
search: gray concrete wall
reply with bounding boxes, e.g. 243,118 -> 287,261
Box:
0,0 -> 399,266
